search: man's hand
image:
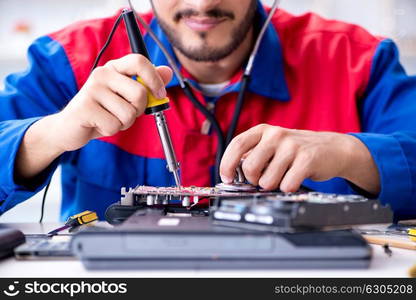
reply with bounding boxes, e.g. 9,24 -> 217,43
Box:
54,54 -> 173,152
220,124 -> 380,195
15,54 -> 172,180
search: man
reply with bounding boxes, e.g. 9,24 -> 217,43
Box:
0,0 -> 415,221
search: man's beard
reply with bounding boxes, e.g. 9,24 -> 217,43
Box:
153,0 -> 258,62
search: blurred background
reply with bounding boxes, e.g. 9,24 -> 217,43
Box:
1,0 -> 415,222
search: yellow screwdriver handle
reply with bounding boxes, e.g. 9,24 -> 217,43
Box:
136,77 -> 169,111
66,210 -> 98,226
408,228 -> 416,242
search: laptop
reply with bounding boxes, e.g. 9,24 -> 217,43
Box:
71,209 -> 371,270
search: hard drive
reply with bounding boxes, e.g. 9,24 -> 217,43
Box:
211,192 -> 393,232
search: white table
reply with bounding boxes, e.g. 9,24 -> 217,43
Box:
0,223 -> 415,278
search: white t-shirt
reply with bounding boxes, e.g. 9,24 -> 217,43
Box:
198,81 -> 230,97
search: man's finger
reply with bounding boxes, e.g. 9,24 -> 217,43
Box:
88,104 -> 122,137
105,70 -> 148,113
156,65 -> 173,86
279,155 -> 310,192
94,87 -> 138,130
220,124 -> 266,183
258,150 -> 295,191
106,54 -> 167,100
241,141 -> 275,185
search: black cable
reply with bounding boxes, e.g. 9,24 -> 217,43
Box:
182,81 -> 226,183
182,76 -> 251,183
38,179 -> 51,223
90,13 -> 123,72
225,74 -> 250,146
39,14 -> 123,223
182,76 -> 251,182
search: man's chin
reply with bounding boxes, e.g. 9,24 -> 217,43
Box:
176,46 -> 234,62
178,35 -> 233,56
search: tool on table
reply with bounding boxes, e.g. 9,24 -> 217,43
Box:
409,264 -> 416,278
358,225 -> 416,238
408,228 -> 416,242
382,244 -> 393,257
0,226 -> 25,259
14,236 -> 73,260
358,226 -> 416,250
47,210 -> 98,236
122,9 -> 181,188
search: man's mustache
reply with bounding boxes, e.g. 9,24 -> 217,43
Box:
174,9 -> 235,22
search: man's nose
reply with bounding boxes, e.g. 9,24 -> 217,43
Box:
183,0 -> 222,12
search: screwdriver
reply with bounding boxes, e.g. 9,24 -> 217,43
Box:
47,210 -> 98,236
122,9 -> 181,187
409,228 -> 416,242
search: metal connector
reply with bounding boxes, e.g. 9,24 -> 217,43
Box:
154,112 -> 181,187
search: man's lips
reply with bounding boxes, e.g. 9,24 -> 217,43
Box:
183,17 -> 226,31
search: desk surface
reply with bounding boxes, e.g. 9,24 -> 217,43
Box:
0,222 -> 415,278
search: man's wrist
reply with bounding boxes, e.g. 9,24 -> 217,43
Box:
28,114 -> 68,157
15,114 -> 66,181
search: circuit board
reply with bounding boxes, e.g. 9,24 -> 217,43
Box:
120,185 -> 314,207
122,185 -> 367,206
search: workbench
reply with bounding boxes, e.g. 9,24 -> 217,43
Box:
0,222 -> 414,278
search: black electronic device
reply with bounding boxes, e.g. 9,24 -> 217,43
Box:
0,226 -> 25,259
72,209 -> 372,270
211,192 -> 393,232
14,236 -> 73,260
